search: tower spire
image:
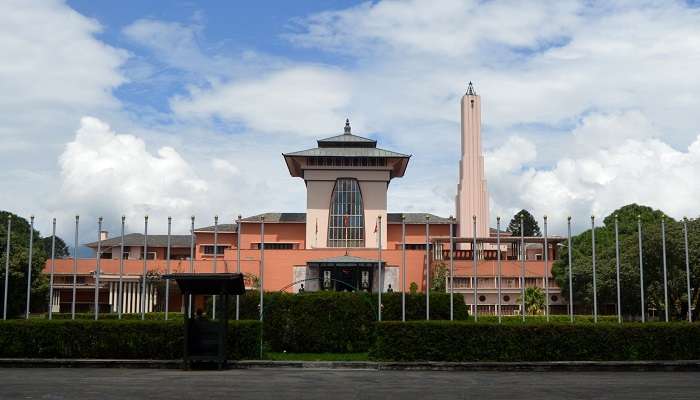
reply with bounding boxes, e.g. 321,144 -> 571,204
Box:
466,81 -> 476,96
344,118 -> 351,134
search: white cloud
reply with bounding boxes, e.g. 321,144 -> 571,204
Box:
171,66 -> 352,137
58,117 -> 208,228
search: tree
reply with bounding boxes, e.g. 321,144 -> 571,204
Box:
507,209 -> 541,237
0,211 -> 51,317
41,235 -> 70,258
552,203 -> 700,320
409,282 -> 418,294
431,261 -> 448,292
519,286 -> 545,315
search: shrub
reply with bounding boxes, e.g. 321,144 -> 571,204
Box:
46,312 -> 184,320
370,321 -> 700,361
0,319 -> 260,360
231,291 -> 467,353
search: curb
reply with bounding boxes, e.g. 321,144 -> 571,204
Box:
2,359 -> 700,371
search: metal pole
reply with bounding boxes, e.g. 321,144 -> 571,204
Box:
259,216 -> 264,322
165,216 -> 171,320
638,215 -> 645,323
401,214 -> 406,322
141,215 -> 148,320
425,215 -> 429,321
189,216 -> 195,318
236,215 -> 241,321
378,215 -> 383,322
543,215 -> 549,322
472,215 -> 478,321
48,218 -> 56,320
683,218 -> 692,322
567,216 -> 573,323
591,216 -> 597,323
520,216 -> 525,322
615,215 -> 621,324
449,216 -> 454,321
3,215 -> 10,320
94,217 -> 102,320
118,216 -> 125,319
71,215 -> 79,320
497,216 -> 502,323
661,216 -> 669,322
212,215 -> 218,320
25,216 -> 34,319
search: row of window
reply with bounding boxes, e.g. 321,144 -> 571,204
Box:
306,157 -> 387,167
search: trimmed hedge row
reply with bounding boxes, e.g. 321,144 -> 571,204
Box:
0,320 -> 260,360
370,321 -> 700,361
232,291 -> 468,353
47,312 -> 184,320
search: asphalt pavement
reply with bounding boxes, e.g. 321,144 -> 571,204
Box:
1,368 -> 699,399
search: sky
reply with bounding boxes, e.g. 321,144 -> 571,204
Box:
2,0 -> 700,242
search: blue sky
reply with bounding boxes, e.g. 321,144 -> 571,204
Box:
2,0 -> 700,240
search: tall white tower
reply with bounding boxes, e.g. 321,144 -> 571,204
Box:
456,82 -> 490,238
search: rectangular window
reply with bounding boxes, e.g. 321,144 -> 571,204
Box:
202,245 -> 226,255
255,243 -> 296,250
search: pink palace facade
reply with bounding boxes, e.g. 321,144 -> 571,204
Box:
44,84 -> 566,315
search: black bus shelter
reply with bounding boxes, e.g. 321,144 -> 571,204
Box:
164,273 -> 245,369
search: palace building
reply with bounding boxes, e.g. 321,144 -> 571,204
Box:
44,84 -> 565,316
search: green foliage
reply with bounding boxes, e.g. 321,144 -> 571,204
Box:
431,262 -> 448,291
519,286 -> 546,315
47,312 -> 184,320
231,291 -> 468,353
0,319 -> 261,359
409,282 -> 418,294
0,211 -> 55,317
370,321 -> 700,361
552,204 -> 700,320
507,209 -> 541,237
40,235 -> 70,258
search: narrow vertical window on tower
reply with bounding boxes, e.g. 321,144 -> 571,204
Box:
327,178 -> 365,247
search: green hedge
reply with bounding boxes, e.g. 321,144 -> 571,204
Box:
370,321 -> 700,361
230,291 -> 467,353
45,312 -> 184,320
0,319 -> 260,360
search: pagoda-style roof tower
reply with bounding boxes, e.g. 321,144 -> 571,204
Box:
283,119 -> 410,179
282,119 -> 411,249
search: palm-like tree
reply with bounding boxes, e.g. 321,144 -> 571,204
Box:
519,286 -> 545,315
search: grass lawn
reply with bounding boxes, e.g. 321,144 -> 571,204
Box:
265,352 -> 369,361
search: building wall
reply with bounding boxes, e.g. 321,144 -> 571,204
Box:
387,223 -> 450,249
304,169 -> 391,249
237,222 -> 306,250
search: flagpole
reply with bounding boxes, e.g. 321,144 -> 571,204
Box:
615,215 -> 621,324
661,216 -> 669,322
497,216 -> 502,323
71,215 -> 79,320
118,216 -> 125,319
378,215 -> 382,322
212,215 -> 218,320
141,215 -> 148,320
165,217 -> 171,320
48,218 -> 56,320
25,215 -> 34,319
189,216 -> 195,318
401,214 -> 406,322
449,216 -> 454,321
683,217 -> 692,322
94,217 -> 102,320
425,214 -> 430,321
543,215 -> 549,322
2,215 -> 10,320
520,216 -> 525,322
591,216 -> 597,324
638,215 -> 645,323
472,215 -> 478,321
567,216 -> 573,323
236,215 -> 241,321
260,215 -> 265,323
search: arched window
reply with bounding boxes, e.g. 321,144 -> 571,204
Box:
327,178 -> 365,247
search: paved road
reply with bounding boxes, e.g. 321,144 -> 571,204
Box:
1,368 -> 699,399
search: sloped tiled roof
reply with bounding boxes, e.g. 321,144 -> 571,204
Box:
283,147 -> 409,158
386,213 -> 452,224
240,213 -> 306,223
85,233 -> 192,248
194,223 -> 238,233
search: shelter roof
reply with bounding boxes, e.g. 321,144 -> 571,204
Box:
85,233 -> 192,249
